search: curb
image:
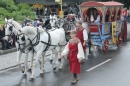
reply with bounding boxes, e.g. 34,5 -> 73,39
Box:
0,48 -> 17,55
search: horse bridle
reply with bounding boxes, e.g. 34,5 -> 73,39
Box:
4,22 -> 15,37
50,18 -> 58,27
5,22 -> 40,54
16,28 -> 40,54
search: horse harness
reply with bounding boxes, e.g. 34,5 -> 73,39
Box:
5,22 -> 41,54
6,21 -> 66,54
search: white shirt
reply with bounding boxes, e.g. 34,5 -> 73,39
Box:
74,28 -> 88,41
83,29 -> 88,41
61,42 -> 85,60
90,15 -> 100,22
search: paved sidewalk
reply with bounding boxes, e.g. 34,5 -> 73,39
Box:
0,50 -> 52,71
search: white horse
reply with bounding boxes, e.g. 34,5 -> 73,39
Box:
49,15 -> 66,68
18,20 -> 66,80
4,18 -> 35,76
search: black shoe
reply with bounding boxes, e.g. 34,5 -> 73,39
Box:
7,47 -> 11,49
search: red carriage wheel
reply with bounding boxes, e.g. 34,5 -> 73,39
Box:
116,32 -> 122,47
102,39 -> 109,53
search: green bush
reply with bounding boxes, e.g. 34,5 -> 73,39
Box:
0,21 -> 5,25
17,3 -> 30,10
0,0 -> 35,22
0,7 -> 9,15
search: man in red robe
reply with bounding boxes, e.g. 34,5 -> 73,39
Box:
76,21 -> 88,52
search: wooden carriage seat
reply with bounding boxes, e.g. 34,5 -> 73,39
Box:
89,24 -> 102,35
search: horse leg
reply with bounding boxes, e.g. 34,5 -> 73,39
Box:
28,52 -> 34,72
29,51 -> 42,81
52,49 -> 58,70
88,33 -> 91,58
16,51 -> 23,72
40,52 -> 46,76
49,51 -> 53,64
23,54 -> 28,77
58,47 -> 65,71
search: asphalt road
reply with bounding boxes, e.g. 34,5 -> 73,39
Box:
0,24 -> 130,86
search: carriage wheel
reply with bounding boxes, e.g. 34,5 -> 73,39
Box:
102,39 -> 109,53
116,32 -> 122,48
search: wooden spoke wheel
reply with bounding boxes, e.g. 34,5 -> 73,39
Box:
116,32 -> 122,48
102,39 -> 109,53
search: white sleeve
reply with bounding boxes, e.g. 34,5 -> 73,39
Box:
83,29 -> 88,41
77,42 -> 85,60
61,43 -> 69,56
97,15 -> 100,21
91,15 -> 94,22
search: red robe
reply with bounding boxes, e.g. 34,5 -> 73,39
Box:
77,28 -> 86,51
68,42 -> 80,74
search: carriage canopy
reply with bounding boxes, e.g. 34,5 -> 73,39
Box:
79,1 -> 124,23
79,1 -> 123,7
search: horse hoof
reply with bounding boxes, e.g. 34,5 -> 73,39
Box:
50,60 -> 53,64
23,74 -> 27,78
53,67 -> 56,70
58,59 -> 61,62
28,69 -> 32,72
22,66 -> 25,73
59,69 -> 62,72
88,54 -> 91,58
22,70 -> 24,73
29,78 -> 34,81
40,73 -> 44,77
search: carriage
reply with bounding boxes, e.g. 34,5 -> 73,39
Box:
79,1 -> 124,53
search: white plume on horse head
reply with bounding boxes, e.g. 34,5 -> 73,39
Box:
50,14 -> 58,27
5,18 -> 8,22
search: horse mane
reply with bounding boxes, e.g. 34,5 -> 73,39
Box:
21,26 -> 44,35
11,20 -> 22,30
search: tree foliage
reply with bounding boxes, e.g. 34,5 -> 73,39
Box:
0,0 -> 35,22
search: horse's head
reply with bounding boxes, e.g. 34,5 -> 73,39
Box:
49,15 -> 58,27
4,18 -> 16,36
15,33 -> 28,52
4,18 -> 22,36
58,18 -> 65,28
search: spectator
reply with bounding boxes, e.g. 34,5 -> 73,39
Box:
40,7 -> 44,16
36,8 -> 39,16
0,24 -> 11,50
24,15 -> 31,26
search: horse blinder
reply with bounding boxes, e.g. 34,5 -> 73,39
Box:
9,26 -> 13,31
21,36 -> 25,41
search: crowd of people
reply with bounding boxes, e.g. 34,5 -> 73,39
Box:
34,4 -> 80,18
0,24 -> 15,50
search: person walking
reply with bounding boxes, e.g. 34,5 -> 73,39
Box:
60,30 -> 85,84
76,21 -> 88,52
